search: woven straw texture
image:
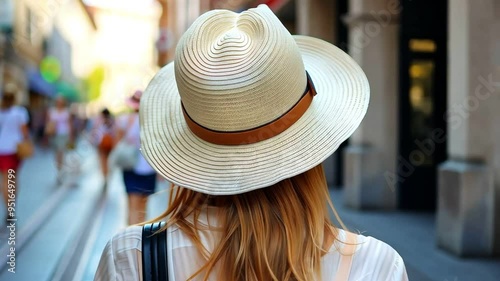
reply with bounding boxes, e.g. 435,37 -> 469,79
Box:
140,5 -> 370,195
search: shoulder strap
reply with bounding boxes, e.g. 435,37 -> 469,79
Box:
334,231 -> 357,281
142,222 -> 168,281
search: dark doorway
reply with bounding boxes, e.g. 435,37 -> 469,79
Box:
398,0 -> 448,210
336,0 -> 349,52
333,0 -> 349,187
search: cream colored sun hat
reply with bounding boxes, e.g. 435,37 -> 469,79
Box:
140,4 -> 369,195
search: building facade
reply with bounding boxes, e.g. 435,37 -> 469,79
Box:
294,0 -> 500,257
1,0 -> 97,103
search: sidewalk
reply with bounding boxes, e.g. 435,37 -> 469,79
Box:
0,146 -> 59,230
0,140 -> 103,280
77,171 -> 169,281
0,138 -> 169,280
329,188 -> 500,281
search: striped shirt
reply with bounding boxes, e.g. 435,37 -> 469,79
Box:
95,208 -> 408,281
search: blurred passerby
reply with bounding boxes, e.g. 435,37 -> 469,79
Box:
156,0 -> 170,66
0,85 -> 29,221
116,91 -> 156,225
70,104 -> 87,141
46,96 -> 73,183
91,108 -> 116,186
29,94 -> 49,144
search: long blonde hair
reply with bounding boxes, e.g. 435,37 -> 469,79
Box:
148,164 -> 344,281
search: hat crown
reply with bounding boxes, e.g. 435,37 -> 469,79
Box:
174,5 -> 307,132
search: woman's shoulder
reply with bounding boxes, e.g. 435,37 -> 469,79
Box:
104,223 -> 176,252
107,225 -> 143,251
347,231 -> 408,280
352,232 -> 402,259
94,226 -> 143,281
10,105 -> 28,116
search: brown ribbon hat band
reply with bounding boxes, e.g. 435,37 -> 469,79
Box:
182,72 -> 317,145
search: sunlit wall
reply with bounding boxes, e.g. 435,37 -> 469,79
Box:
80,1 -> 161,114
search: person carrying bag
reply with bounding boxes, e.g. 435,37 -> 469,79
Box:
108,114 -> 138,170
108,90 -> 158,224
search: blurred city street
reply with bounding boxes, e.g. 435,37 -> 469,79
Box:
1,0 -> 500,280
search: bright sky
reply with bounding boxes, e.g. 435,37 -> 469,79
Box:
82,0 -> 156,10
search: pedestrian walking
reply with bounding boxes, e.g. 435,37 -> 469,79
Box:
95,5 -> 408,281
46,96 -> 73,183
0,85 -> 30,222
91,108 -> 116,186
115,90 -> 157,225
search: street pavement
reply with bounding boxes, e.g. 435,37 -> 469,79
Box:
0,139 -> 104,280
0,138 -> 169,281
329,188 -> 500,281
0,146 -> 60,230
77,171 -> 169,281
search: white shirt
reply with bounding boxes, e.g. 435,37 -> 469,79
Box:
0,106 -> 29,154
118,114 -> 155,175
94,208 -> 409,281
49,108 -> 71,135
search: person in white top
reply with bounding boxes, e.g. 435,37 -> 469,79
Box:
0,87 -> 29,222
115,90 -> 157,225
46,96 -> 73,180
95,5 -> 409,281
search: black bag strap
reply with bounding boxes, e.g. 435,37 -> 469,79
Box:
142,222 -> 168,281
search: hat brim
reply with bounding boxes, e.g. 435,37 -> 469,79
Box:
140,35 -> 370,195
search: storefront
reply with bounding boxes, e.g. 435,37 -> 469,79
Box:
342,0 -> 499,256
397,0 -> 448,210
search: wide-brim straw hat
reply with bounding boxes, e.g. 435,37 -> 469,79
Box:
126,90 -> 143,110
140,5 -> 369,195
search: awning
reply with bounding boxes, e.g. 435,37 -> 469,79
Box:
54,81 -> 81,102
27,68 -> 56,97
27,68 -> 81,101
